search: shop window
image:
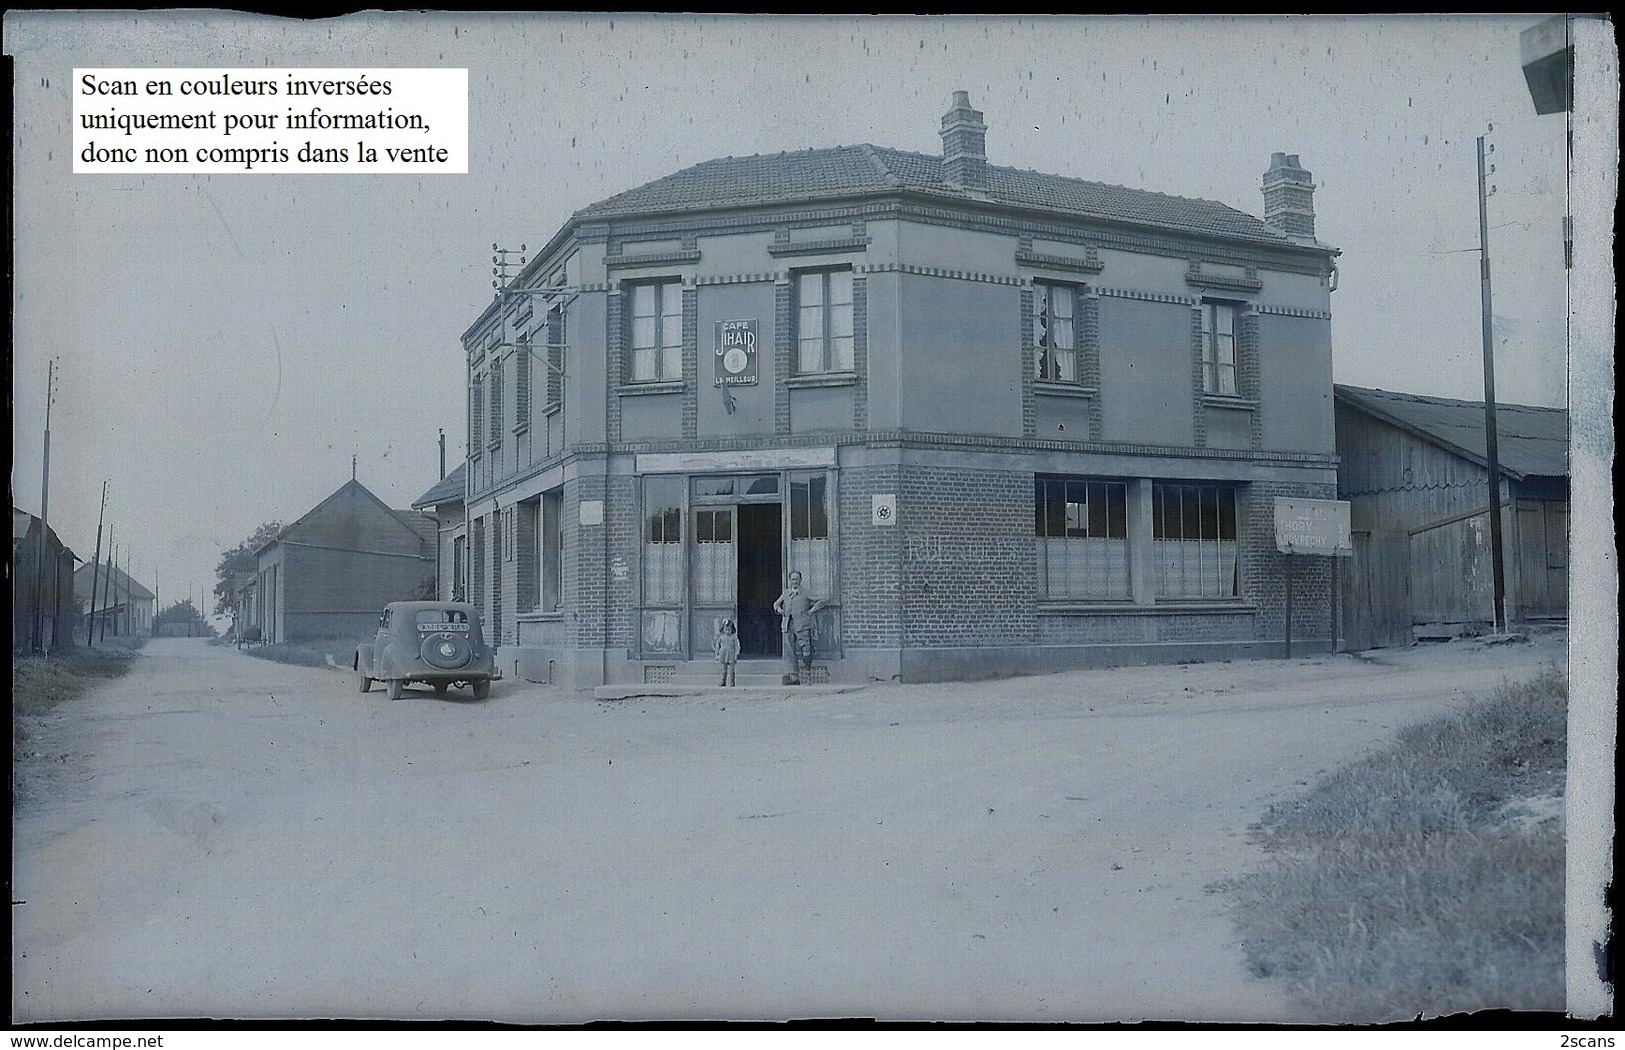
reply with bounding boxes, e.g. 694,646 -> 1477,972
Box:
540,489 -> 562,612
471,518 -> 486,611
788,473 -> 833,597
642,476 -> 683,603
628,280 -> 683,383
1201,301 -> 1240,395
1153,483 -> 1238,598
452,534 -> 467,602
1034,281 -> 1079,383
1035,476 -> 1129,599
795,269 -> 855,374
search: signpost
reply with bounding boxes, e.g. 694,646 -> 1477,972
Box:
1273,497 -> 1354,657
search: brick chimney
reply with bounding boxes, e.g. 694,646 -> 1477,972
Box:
1262,152 -> 1316,238
940,89 -> 988,191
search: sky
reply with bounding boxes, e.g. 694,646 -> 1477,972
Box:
6,12 -> 1605,624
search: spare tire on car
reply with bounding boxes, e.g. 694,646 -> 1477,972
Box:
420,633 -> 473,670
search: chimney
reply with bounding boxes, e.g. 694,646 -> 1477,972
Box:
1262,152 -> 1316,239
940,89 -> 988,191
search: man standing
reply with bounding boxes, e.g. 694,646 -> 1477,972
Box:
773,570 -> 826,685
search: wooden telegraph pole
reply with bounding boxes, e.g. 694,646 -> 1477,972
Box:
33,359 -> 58,652
87,482 -> 107,646
1477,131 -> 1508,633
99,531 -> 114,642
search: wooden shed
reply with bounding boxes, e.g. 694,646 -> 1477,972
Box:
1334,384 -> 1568,649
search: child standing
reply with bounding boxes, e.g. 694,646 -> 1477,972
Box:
713,618 -> 740,687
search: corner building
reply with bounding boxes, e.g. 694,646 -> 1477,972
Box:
460,93 -> 1341,689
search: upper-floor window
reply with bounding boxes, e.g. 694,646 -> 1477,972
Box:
795,269 -> 854,374
515,335 -> 532,424
1034,281 -> 1078,383
545,305 -> 564,410
470,373 -> 485,453
488,357 -> 504,446
1201,301 -> 1240,395
629,281 -> 682,383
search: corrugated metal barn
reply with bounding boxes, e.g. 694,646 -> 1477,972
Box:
1334,384 -> 1568,648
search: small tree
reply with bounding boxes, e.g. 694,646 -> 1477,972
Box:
156,598 -> 209,636
214,521 -> 282,621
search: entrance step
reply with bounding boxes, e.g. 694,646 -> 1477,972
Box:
600,660 -> 850,700
593,681 -> 863,700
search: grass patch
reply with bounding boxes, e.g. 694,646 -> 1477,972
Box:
12,642 -> 145,717
12,642 -> 146,765
241,639 -> 353,669
1222,669 -> 1567,1019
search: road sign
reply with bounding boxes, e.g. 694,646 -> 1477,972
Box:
1274,497 -> 1353,556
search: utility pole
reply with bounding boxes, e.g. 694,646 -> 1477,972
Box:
87,481 -> 107,646
33,359 -> 59,652
1477,132 -> 1508,633
99,532 -> 114,642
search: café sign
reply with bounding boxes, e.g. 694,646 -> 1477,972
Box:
714,319 -> 759,386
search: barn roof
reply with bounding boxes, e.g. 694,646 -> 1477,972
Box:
1334,384 -> 1569,481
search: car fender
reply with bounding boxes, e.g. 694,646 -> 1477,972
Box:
355,643 -> 376,676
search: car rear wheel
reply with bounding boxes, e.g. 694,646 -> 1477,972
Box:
357,666 -> 373,693
386,678 -> 404,701
471,680 -> 490,700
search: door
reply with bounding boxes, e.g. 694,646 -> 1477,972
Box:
1340,529 -> 1411,650
1517,500 -> 1569,619
736,502 -> 784,657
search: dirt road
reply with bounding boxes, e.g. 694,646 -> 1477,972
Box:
11,633 -> 1565,1022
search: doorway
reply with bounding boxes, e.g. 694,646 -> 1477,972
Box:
736,502 -> 783,657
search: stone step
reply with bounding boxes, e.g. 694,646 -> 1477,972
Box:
593,681 -> 861,701
669,671 -> 794,686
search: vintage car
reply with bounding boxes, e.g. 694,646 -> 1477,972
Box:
354,600 -> 498,700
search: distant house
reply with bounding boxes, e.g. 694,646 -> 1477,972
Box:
13,508 -> 80,651
73,557 -> 155,642
1334,384 -> 1568,648
411,462 -> 469,605
240,479 -> 437,643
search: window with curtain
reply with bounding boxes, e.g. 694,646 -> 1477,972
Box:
1034,476 -> 1129,599
642,476 -> 683,603
788,473 -> 833,598
1034,282 -> 1079,383
1153,482 -> 1238,598
795,270 -> 854,374
629,281 -> 683,383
